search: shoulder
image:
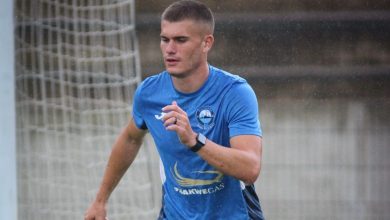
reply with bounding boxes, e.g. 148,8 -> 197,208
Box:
211,66 -> 247,84
136,71 -> 169,95
139,71 -> 168,89
211,66 -> 254,96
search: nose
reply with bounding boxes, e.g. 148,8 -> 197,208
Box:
165,41 -> 176,54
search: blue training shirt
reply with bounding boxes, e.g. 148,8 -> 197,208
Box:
132,65 -> 264,220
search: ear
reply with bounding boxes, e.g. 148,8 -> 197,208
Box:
202,34 -> 214,53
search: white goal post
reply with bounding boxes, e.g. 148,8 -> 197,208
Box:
14,0 -> 159,219
0,0 -> 17,219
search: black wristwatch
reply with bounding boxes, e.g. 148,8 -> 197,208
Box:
190,133 -> 206,152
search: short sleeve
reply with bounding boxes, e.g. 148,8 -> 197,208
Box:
132,83 -> 147,130
225,82 -> 262,138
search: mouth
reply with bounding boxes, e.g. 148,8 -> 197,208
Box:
165,58 -> 179,66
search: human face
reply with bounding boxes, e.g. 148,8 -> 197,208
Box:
160,19 -> 211,78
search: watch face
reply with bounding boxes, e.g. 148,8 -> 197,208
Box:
198,133 -> 207,145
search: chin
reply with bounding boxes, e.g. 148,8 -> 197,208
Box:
167,71 -> 186,79
166,66 -> 184,77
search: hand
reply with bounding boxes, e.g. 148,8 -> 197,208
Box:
162,101 -> 197,147
84,201 -> 107,220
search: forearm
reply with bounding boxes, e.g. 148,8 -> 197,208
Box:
161,102 -> 262,184
197,136 -> 262,184
95,126 -> 143,203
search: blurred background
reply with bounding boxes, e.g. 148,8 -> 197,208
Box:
1,0 -> 389,220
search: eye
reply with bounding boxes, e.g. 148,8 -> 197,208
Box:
161,37 -> 169,43
176,37 -> 188,43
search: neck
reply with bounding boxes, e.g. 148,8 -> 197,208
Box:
171,63 -> 210,93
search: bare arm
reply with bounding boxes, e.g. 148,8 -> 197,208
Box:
84,118 -> 147,220
163,101 -> 262,184
197,135 -> 262,184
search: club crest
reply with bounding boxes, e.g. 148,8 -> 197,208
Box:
196,106 -> 215,130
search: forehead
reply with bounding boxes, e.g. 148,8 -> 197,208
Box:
160,19 -> 204,37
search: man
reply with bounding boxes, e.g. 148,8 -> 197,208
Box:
84,1 -> 264,219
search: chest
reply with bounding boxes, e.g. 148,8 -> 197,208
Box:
143,93 -> 228,150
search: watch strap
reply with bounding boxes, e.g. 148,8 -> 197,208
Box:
190,133 -> 206,152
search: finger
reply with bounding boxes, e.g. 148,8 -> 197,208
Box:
165,117 -> 190,134
163,116 -> 177,127
97,216 -> 106,220
164,114 -> 190,128
162,101 -> 186,115
171,101 -> 183,114
165,122 -> 186,134
162,111 -> 178,122
84,214 -> 92,220
163,110 -> 187,123
162,104 -> 178,112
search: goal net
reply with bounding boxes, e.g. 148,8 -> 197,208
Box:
14,0 -> 159,219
